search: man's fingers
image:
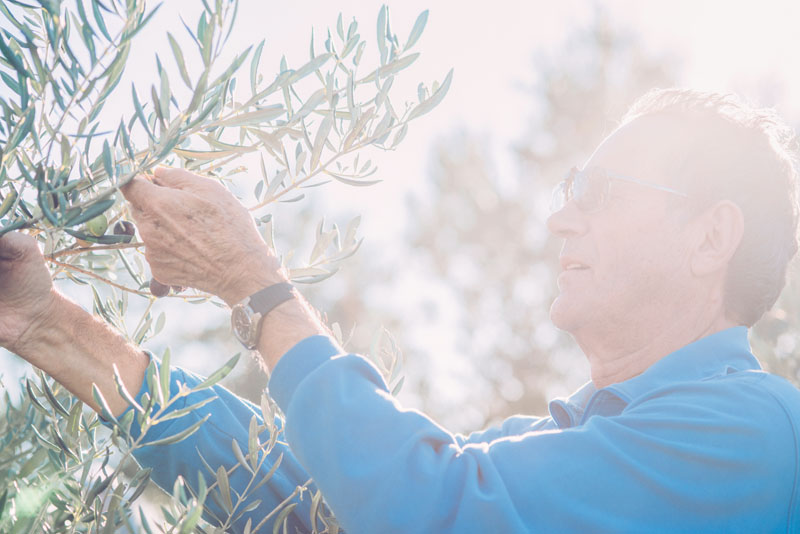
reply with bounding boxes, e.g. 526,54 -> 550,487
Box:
152,167 -> 198,190
120,175 -> 162,211
152,167 -> 221,192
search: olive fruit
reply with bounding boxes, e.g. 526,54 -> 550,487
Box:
85,214 -> 108,237
149,278 -> 170,298
113,220 -> 136,236
113,220 -> 136,237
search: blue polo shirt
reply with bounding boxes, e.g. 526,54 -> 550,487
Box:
125,327 -> 800,533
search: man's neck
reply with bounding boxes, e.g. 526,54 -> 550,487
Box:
579,313 -> 740,389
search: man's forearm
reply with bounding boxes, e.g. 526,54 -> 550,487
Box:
21,269 -> 331,418
222,251 -> 334,370
19,259 -> 332,420
256,290 -> 333,370
20,292 -> 149,417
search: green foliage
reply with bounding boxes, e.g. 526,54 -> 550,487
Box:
0,0 -> 443,531
0,0 -> 451,288
0,356 -> 342,532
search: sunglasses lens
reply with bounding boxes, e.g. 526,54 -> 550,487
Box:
574,169 -> 607,211
550,182 -> 567,212
551,168 -> 610,213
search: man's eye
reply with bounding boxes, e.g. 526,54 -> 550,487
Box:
584,182 -> 605,202
572,177 -> 590,199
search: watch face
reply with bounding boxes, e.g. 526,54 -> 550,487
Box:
231,305 -> 255,346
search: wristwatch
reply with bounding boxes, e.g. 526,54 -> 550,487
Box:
231,282 -> 295,349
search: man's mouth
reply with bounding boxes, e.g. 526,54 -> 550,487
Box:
559,257 -> 590,271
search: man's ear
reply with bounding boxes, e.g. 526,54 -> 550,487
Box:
690,200 -> 744,277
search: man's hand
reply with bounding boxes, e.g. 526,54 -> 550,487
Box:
123,167 -> 333,368
0,232 -> 58,355
122,167 -> 286,305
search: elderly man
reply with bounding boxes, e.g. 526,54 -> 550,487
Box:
1,88 -> 798,533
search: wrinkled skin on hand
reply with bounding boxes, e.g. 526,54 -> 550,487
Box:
122,167 -> 284,305
0,232 -> 57,354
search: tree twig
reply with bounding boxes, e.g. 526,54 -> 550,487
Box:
48,257 -> 216,302
48,242 -> 145,259
48,258 -> 152,297
247,119 -> 407,211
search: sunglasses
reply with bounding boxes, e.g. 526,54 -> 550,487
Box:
550,166 -> 689,213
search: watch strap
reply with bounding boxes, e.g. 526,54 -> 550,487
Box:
248,281 -> 295,316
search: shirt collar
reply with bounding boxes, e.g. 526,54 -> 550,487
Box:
549,381 -> 596,428
548,326 -> 760,427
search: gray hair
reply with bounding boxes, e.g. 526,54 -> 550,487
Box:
621,88 -> 799,327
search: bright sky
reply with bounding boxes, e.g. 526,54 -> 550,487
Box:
124,0 -> 800,241
4,0 -> 799,247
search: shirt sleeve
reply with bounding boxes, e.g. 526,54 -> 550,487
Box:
269,336 -> 797,534
115,357 -> 317,534
454,415 -> 556,446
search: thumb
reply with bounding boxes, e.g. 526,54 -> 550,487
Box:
121,175 -> 162,212
0,232 -> 39,262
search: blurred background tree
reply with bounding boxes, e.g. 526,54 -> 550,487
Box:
301,10 -> 800,433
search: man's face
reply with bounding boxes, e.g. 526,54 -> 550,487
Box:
547,115 -> 697,349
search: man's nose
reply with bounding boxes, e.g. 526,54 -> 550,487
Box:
546,202 -> 588,238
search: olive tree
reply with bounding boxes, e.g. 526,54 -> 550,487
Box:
0,0 -> 446,531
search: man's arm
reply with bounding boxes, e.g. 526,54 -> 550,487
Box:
0,232 -> 147,416
21,294 -> 150,416
16,295 -> 318,533
453,414 -> 556,446
268,336 -> 797,533
117,359 -> 319,533
0,232 -> 319,533
224,256 -> 333,370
